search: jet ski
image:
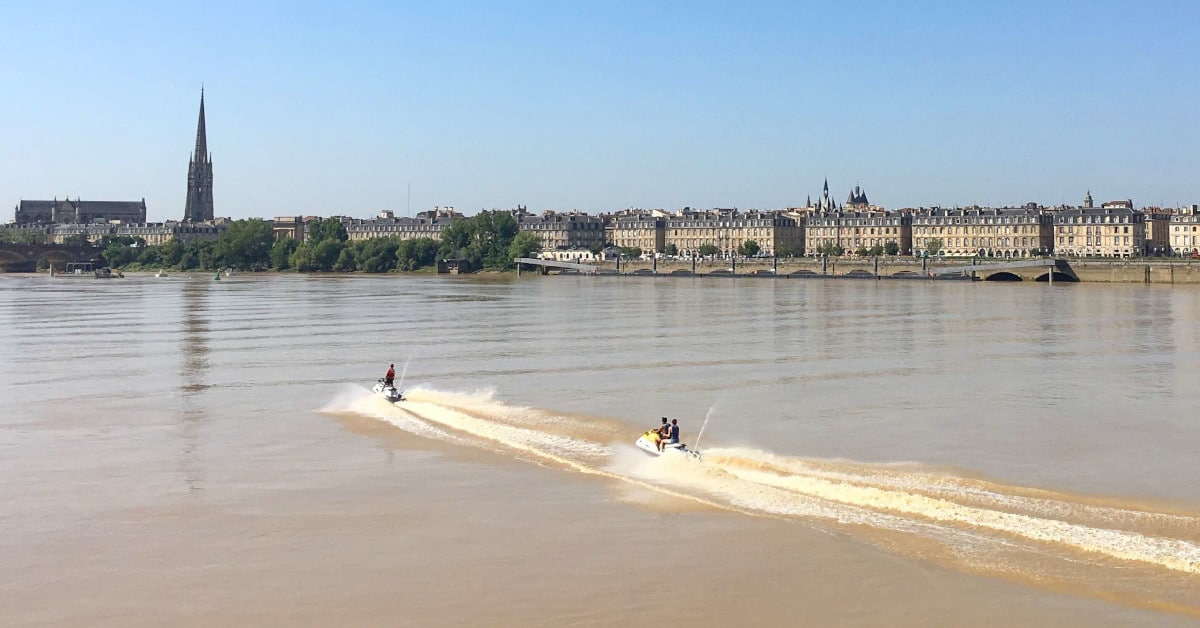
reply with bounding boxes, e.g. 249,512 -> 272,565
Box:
635,429 -> 700,460
372,379 -> 405,402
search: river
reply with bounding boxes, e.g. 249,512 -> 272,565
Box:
2,273 -> 1198,626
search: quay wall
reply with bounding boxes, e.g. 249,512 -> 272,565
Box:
574,259 -> 1200,284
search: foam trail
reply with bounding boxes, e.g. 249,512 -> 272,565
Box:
721,465 -> 1200,575
369,396 -> 756,516
322,387 -> 1200,616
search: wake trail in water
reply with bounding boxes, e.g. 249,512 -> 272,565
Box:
321,385 -> 1200,616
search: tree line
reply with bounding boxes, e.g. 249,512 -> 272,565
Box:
15,212 -> 543,273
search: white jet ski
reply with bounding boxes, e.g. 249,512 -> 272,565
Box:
635,430 -> 700,460
373,379 -> 405,402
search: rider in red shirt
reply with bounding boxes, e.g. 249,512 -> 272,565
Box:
385,364 -> 395,387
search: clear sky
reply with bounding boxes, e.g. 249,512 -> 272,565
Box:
2,1 -> 1198,221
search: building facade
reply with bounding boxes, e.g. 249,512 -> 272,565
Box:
608,214 -> 665,254
806,210 -> 911,256
1170,211 -> 1200,256
1052,208 -> 1145,258
517,211 -> 606,251
912,207 -> 1051,258
344,207 -> 462,242
14,198 -> 147,224
47,220 -> 224,245
1142,211 -> 1172,256
664,210 -> 802,257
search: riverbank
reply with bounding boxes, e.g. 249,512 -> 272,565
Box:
549,258 -> 1200,284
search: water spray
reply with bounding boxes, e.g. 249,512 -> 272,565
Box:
693,403 -> 718,453
396,356 -> 413,391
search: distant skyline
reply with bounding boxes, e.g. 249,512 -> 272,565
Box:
2,1 -> 1198,222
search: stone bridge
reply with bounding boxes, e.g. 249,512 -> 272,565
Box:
535,257 -> 1083,282
0,244 -> 103,272
929,258 -> 1078,282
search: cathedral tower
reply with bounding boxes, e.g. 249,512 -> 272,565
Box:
184,89 -> 214,222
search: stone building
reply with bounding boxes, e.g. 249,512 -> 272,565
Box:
14,198 -> 147,224
1052,207 -> 1144,258
664,209 -> 802,257
1169,211 -> 1200,256
272,216 -> 310,241
517,211 -> 606,251
184,89 -> 215,223
47,220 -> 225,245
1142,211 -> 1172,256
345,208 -> 461,242
608,214 -> 664,254
806,210 -> 911,256
911,207 -> 1052,258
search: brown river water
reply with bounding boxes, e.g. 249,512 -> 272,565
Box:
2,273 -> 1199,626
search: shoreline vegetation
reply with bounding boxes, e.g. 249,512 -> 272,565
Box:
5,212 -> 541,275
5,213 -> 1199,283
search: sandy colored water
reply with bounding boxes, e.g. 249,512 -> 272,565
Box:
2,273 -> 1199,626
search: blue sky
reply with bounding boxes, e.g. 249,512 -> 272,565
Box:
2,1 -> 1197,221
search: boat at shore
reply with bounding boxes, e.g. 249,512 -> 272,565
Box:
51,263 -> 123,278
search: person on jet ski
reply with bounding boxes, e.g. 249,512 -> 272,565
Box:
658,418 -> 680,452
384,364 -> 395,387
656,417 -> 669,437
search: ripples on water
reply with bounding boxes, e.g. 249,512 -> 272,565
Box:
3,273 -> 1199,616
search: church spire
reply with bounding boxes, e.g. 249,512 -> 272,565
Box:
184,88 -> 214,222
194,87 -> 208,160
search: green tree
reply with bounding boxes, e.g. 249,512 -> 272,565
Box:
311,240 -> 345,271
160,238 -> 184,267
619,246 -> 642,259
333,247 -> 357,272
738,240 -> 760,257
215,219 -> 275,270
884,241 -> 900,256
307,218 -> 348,243
664,243 -> 679,257
354,237 -> 397,272
62,233 -> 91,247
270,238 -> 299,270
137,245 -> 163,267
508,231 -> 541,263
698,243 -> 719,257
98,235 -> 144,268
0,228 -> 45,244
925,238 -> 944,257
776,242 -> 801,257
179,239 -> 217,270
402,237 -> 440,270
289,244 -> 315,271
436,211 -> 526,271
868,245 -> 885,257
590,242 -> 606,255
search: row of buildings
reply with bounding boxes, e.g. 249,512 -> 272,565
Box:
6,92 -> 1200,260
297,198 -> 1200,260
6,91 -> 1200,259
8,197 -> 1200,260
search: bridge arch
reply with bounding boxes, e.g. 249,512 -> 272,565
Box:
984,271 -> 1022,281
1035,271 -> 1079,283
